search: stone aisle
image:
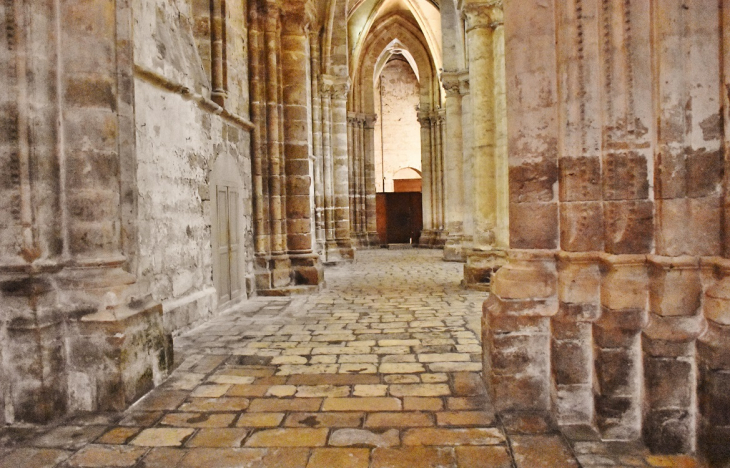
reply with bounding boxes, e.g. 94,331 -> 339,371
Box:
0,250 -> 707,467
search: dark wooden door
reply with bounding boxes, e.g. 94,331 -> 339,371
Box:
376,192 -> 423,244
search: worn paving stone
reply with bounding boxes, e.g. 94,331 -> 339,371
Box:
306,448 -> 370,468
159,412 -> 237,428
94,427 -> 141,445
138,447 -> 188,467
185,428 -> 250,447
32,426 -> 108,450
0,448 -> 72,468
322,397 -> 402,412
371,447 -> 456,468
130,428 -> 195,447
329,428 -> 401,448
236,412 -> 286,427
178,448 -> 310,468
284,412 -> 365,428
365,412 -> 435,428
244,428 -> 329,447
455,446 -> 513,468
402,428 -> 505,446
64,444 -> 147,467
511,435 -> 579,468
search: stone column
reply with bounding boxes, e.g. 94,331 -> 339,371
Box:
331,79 -> 354,258
463,0 -> 508,287
441,71 -> 465,261
0,0 -> 171,423
699,261 -> 730,461
263,4 -> 291,288
417,111 -> 434,246
433,110 -> 446,246
309,32 -> 325,256
281,7 -> 322,286
482,0 -> 558,421
363,113 -> 379,245
459,70 -> 475,252
210,0 -> 227,105
347,112 -> 357,242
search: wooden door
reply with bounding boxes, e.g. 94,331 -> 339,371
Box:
216,186 -> 241,304
376,192 -> 423,244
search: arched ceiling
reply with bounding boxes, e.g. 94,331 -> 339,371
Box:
348,0 -> 442,76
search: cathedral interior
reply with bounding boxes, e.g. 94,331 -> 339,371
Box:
1,0 -> 730,466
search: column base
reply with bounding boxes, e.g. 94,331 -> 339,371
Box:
0,266 -> 173,424
463,249 -> 507,290
254,254 -> 293,291
419,229 -> 436,248
323,241 -> 355,265
443,234 -> 466,262
289,252 -> 324,286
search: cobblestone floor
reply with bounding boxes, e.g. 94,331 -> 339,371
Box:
0,250 -> 710,467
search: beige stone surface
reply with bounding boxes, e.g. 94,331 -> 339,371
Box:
130,428 -> 195,447
244,428 -> 329,447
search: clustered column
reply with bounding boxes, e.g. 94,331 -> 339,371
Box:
417,110 -> 446,248
347,112 -> 379,247
462,0 -> 507,287
483,0 -> 730,458
316,76 -> 355,262
249,0 -> 324,290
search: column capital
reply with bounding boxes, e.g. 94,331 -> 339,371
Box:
321,75 -> 350,99
458,69 -> 470,95
463,0 -> 503,31
440,71 -> 462,97
363,113 -> 378,128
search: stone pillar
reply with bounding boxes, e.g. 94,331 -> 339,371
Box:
482,0 -> 558,422
459,70 -> 474,252
699,261 -> 730,462
309,32 -> 325,256
210,0 -> 227,105
553,252 -> 600,426
463,0 -> 508,286
594,255 -> 648,440
643,256 -> 705,453
321,76 -> 353,262
347,112 -> 357,242
0,0 -> 171,423
363,113 -> 379,245
433,110 -> 446,246
281,7 -> 322,286
441,71 -> 465,261
418,111 -> 435,246
483,250 -> 557,414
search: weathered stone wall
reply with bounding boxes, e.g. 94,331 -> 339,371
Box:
373,59 -> 422,193
483,0 -> 730,459
133,0 -> 254,334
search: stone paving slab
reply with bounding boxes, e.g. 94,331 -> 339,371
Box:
0,250 -> 711,467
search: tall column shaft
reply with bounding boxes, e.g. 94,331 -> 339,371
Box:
309,32 -> 325,255
465,1 -> 507,250
418,111 -> 434,246
281,10 -> 322,286
442,72 -> 465,261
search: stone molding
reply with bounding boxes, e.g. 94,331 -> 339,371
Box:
133,65 -> 254,132
463,1 -> 504,31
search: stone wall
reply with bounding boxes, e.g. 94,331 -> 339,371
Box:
374,59 -> 422,193
483,0 -> 730,460
133,0 -> 254,335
